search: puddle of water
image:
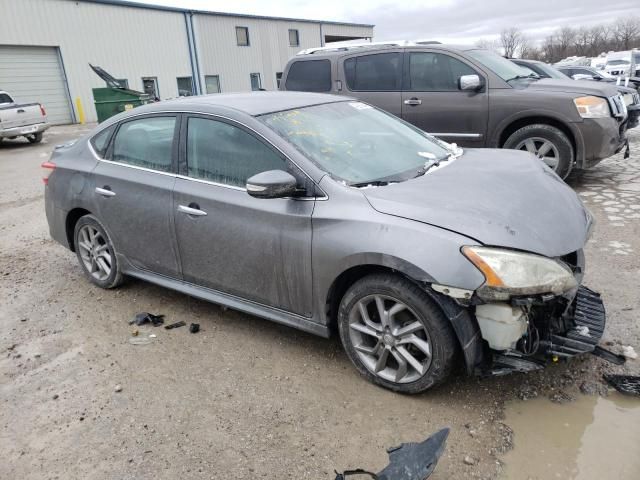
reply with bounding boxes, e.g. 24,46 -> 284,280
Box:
500,392 -> 640,480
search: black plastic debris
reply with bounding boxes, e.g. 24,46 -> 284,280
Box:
604,374 -> 640,396
129,312 -> 164,327
189,323 -> 200,334
334,428 -> 449,480
164,321 -> 186,330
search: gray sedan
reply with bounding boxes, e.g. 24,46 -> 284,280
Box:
44,92 -> 605,393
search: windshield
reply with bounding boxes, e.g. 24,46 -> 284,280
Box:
536,63 -> 569,79
467,49 -> 535,81
260,102 -> 452,185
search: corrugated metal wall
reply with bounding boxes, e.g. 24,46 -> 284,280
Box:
0,0 -> 373,123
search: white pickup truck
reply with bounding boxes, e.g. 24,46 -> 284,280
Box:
0,91 -> 50,144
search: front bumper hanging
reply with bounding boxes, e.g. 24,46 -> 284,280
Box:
546,286 -> 605,358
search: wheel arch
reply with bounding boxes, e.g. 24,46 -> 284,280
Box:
324,259 -> 486,375
65,207 -> 92,252
495,114 -> 583,165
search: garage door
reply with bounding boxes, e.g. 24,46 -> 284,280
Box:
0,45 -> 73,125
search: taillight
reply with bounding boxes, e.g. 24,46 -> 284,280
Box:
40,104 -> 46,116
41,161 -> 56,185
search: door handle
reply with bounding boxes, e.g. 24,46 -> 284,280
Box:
17,109 -> 25,113
95,186 -> 116,197
178,203 -> 207,217
403,98 -> 422,106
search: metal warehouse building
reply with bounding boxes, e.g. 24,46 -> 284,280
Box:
0,0 -> 373,124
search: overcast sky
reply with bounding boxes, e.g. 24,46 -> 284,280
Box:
133,0 -> 638,44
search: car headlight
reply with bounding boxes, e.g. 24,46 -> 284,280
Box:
623,93 -> 633,106
573,96 -> 610,118
462,246 -> 578,300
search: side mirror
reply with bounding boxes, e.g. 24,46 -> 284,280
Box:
459,74 -> 482,91
246,170 -> 298,199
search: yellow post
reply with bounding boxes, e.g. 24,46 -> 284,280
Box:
75,97 -> 85,124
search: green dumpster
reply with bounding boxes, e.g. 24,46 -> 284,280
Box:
89,63 -> 152,123
92,87 -> 151,123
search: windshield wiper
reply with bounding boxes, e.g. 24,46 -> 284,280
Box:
506,73 -> 539,82
349,179 -> 393,188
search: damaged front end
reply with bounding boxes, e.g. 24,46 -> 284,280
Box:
432,247 -> 623,376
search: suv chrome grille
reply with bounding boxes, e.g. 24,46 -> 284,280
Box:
608,94 -> 627,119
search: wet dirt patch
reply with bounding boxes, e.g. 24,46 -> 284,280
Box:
500,392 -> 640,479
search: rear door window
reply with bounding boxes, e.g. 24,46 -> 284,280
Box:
111,116 -> 176,172
285,60 -> 332,92
186,117 -> 287,188
90,124 -> 116,158
344,53 -> 402,91
407,52 -> 476,91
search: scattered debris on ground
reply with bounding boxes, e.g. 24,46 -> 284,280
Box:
164,320 -> 186,330
129,312 -> 164,327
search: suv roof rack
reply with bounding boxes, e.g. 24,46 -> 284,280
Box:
297,40 -> 441,55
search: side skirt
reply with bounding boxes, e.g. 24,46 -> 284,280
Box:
122,262 -> 330,338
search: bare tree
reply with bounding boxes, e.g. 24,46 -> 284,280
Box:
475,37 -> 501,53
500,27 -> 523,57
518,36 -> 535,59
613,16 -> 640,50
556,27 -> 576,59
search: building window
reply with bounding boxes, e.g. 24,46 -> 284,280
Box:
205,75 -> 221,94
177,77 -> 193,96
115,79 -> 129,89
142,77 -> 159,100
276,72 -> 283,89
250,73 -> 262,91
236,26 -> 250,46
288,29 -> 299,47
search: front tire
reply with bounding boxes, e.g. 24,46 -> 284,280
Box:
503,124 -> 573,179
338,274 -> 458,394
73,215 -> 123,289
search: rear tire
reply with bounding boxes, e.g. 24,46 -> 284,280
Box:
337,273 -> 458,394
27,132 -> 43,144
503,124 -> 573,179
73,215 -> 123,289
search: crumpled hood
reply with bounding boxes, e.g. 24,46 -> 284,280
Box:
523,78 -> 619,98
363,149 -> 590,258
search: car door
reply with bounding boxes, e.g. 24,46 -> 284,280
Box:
92,114 -> 180,278
401,50 -> 489,147
172,114 -> 314,316
341,51 -> 403,117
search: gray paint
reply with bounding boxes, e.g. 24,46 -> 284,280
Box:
44,92 -> 591,351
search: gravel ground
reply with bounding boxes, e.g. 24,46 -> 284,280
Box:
1,125 -> 638,480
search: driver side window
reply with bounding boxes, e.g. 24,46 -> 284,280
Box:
407,52 -> 476,91
186,117 -> 287,188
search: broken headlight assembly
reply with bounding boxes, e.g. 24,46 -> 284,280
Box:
462,246 -> 577,301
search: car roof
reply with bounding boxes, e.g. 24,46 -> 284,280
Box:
294,43 -> 476,60
139,91 -> 349,116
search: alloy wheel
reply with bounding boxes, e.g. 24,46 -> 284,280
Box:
77,225 -> 112,281
515,137 -> 560,170
348,294 -> 432,384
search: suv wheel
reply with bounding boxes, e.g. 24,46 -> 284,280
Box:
503,124 -> 573,179
73,215 -> 123,289
27,132 -> 43,144
337,273 -> 458,394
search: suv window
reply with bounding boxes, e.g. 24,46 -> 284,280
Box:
90,124 -> 116,158
186,117 -> 287,188
407,52 -> 476,91
112,116 -> 176,172
344,53 -> 402,91
285,60 -> 331,92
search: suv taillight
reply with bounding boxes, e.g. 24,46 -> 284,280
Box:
41,161 -> 56,185
39,104 -> 46,116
